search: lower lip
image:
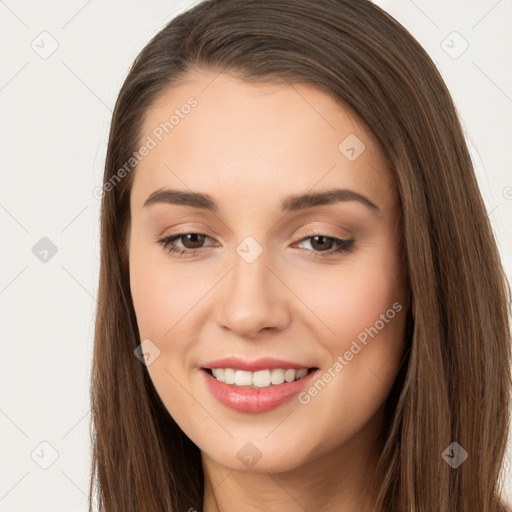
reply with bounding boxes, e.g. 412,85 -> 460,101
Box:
202,368 -> 318,414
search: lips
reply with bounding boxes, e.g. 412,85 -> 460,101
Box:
201,357 -> 319,413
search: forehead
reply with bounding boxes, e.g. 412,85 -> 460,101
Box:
130,71 -> 396,214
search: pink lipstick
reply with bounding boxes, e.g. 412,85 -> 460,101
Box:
201,357 -> 319,413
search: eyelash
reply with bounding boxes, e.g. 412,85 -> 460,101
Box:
156,232 -> 354,259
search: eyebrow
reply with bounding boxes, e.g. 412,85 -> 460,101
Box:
143,187 -> 380,214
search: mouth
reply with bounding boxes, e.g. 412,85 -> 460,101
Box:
202,367 -> 318,389
201,362 -> 320,414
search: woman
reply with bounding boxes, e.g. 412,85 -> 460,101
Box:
89,0 -> 512,510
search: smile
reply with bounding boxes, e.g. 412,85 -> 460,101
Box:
200,357 -> 320,413
206,367 -> 313,388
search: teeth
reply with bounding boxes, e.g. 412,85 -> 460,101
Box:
235,370 -> 253,386
253,369 -> 271,387
284,369 -> 296,382
209,367 -> 310,388
271,369 -> 285,385
224,368 -> 235,385
297,368 -> 308,379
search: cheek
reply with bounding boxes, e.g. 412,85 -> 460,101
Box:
129,263 -> 169,338
129,247 -> 204,421
330,272 -> 402,345
311,278 -> 405,392
128,241 -> 221,395
129,238 -> 204,339
290,243 -> 406,418
293,287 -> 406,458
291,244 -> 404,354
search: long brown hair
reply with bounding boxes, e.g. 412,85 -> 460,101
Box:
89,0 -> 512,510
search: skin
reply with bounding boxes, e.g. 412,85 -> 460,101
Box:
128,70 -> 408,512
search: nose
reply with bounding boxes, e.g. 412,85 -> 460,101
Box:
215,249 -> 291,338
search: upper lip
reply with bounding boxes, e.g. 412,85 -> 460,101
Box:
202,357 -> 316,372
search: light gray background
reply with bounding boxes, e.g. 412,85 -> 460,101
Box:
0,1 -> 510,510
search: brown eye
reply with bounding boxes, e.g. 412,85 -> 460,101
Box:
295,235 -> 354,258
157,232 -> 216,256
308,235 -> 336,251
179,233 -> 207,249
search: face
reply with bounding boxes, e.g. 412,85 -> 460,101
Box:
128,70 -> 408,473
